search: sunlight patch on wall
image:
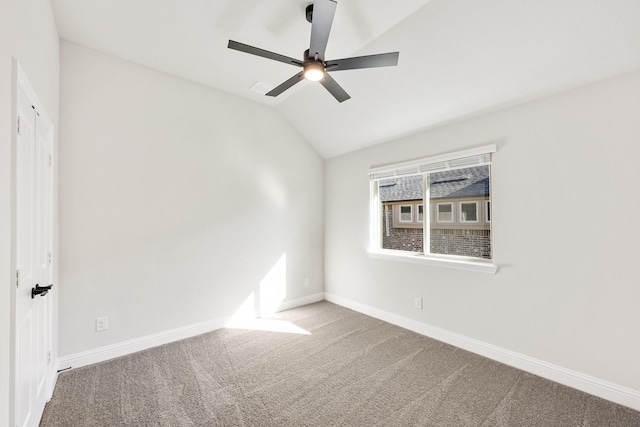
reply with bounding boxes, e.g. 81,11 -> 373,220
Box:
229,292 -> 257,322
225,254 -> 309,334
259,253 -> 287,316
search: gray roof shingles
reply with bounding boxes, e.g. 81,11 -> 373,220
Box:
379,166 -> 489,202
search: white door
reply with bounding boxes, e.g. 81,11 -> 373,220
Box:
16,86 -> 53,427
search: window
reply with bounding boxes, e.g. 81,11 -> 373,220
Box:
485,201 -> 491,223
399,205 -> 413,222
459,202 -> 478,222
370,144 -> 496,270
437,203 -> 453,222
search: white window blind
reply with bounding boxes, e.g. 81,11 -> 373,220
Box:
368,144 -> 496,180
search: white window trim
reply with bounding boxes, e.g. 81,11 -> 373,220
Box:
459,201 -> 479,223
398,204 -> 413,223
369,144 -> 497,274
436,203 -> 454,223
367,249 -> 497,274
369,144 -> 496,179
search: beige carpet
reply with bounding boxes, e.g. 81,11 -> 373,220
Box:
41,301 -> 640,426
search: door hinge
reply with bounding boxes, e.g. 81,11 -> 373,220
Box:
17,116 -> 21,135
48,154 -> 52,167
16,270 -> 20,288
48,252 -> 52,265
47,351 -> 51,365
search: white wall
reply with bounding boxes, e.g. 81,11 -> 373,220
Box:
325,72 -> 640,395
0,1 -> 59,424
58,42 -> 324,357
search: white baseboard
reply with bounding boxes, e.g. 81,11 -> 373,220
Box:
275,292 -> 325,313
58,293 -> 325,372
58,316 -> 231,371
324,292 -> 640,411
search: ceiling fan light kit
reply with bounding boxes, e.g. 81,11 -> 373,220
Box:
228,0 -> 399,103
303,61 -> 325,81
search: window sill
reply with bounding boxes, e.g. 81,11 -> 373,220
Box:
366,249 -> 498,274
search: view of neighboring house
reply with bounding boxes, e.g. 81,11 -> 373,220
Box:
378,165 -> 491,259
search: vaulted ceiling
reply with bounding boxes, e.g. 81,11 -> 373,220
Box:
51,0 -> 640,158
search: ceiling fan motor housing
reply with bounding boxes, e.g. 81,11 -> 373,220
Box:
303,49 -> 322,63
306,4 -> 314,23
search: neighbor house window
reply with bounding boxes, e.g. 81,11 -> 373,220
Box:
437,203 -> 453,222
459,202 -> 478,222
369,144 -> 496,270
485,201 -> 491,223
399,205 -> 413,222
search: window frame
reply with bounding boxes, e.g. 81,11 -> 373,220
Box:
368,144 -> 497,274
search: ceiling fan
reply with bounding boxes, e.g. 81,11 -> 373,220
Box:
227,0 -> 399,103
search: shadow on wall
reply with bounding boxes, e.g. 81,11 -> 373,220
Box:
226,253 -> 311,335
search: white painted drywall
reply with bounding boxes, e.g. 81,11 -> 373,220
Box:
0,0 -> 60,424
324,71 -> 640,393
58,42 -> 324,357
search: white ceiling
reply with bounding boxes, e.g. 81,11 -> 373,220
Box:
51,0 -> 640,158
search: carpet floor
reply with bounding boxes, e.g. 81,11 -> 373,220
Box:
41,301 -> 640,426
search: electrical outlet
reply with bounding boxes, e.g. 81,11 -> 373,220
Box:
305,278 -> 310,287
96,317 -> 108,332
414,298 -> 423,310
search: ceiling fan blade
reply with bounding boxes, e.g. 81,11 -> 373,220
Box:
309,0 -> 337,61
266,71 -> 305,97
320,73 -> 351,103
325,52 -> 399,72
228,40 -> 303,67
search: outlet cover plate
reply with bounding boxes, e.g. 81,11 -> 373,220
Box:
96,317 -> 108,332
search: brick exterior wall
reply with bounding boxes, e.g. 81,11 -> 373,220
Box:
381,207 -> 491,259
382,227 -> 424,252
430,229 -> 491,259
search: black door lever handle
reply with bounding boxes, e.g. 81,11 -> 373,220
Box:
32,284 -> 53,299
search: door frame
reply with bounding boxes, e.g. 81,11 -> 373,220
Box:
10,58 -> 58,427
